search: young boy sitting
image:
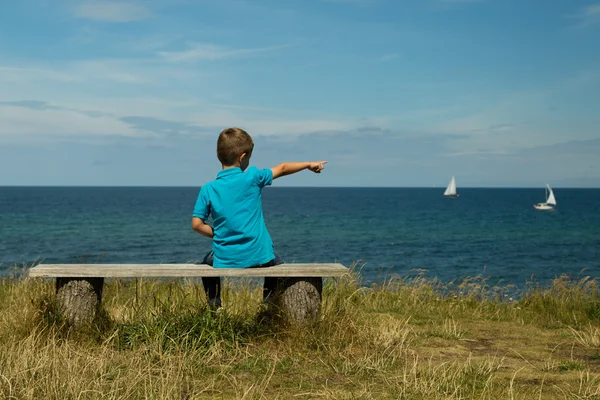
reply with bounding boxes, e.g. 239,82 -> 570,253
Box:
192,127 -> 326,309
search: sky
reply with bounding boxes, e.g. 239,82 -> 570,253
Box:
0,0 -> 599,187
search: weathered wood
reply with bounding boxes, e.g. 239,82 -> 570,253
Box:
56,277 -> 103,326
135,278 -> 142,305
272,277 -> 323,325
30,263 -> 347,326
29,263 -> 348,278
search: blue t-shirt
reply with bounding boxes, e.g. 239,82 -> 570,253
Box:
192,166 -> 275,268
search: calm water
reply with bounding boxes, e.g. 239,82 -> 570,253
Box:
1,187 -> 599,286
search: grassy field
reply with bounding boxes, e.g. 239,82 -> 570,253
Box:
1,265 -> 599,399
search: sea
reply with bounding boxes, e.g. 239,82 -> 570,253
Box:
1,187 -> 599,287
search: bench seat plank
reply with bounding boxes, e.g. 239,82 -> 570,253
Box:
28,263 -> 348,278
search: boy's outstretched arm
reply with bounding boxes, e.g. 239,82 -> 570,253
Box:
271,161 -> 327,180
192,217 -> 214,238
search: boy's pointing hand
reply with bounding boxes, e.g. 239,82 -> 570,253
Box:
308,161 -> 327,174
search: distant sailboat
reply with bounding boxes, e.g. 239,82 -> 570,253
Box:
444,176 -> 459,198
534,184 -> 556,210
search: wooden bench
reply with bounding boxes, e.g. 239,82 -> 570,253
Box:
28,263 -> 349,326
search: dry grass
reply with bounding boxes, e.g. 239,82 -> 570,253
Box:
1,267 -> 600,399
571,325 -> 600,350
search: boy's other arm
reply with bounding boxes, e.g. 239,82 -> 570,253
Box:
192,217 -> 214,238
271,161 -> 327,180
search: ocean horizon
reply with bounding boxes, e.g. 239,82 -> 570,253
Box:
2,186 -> 599,287
2,185 -> 599,189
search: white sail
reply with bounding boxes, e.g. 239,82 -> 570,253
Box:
546,184 -> 556,206
444,176 -> 457,196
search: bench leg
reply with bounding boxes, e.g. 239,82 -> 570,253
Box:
56,277 -> 104,326
272,277 -> 322,325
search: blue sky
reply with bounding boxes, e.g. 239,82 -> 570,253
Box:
0,0 -> 599,187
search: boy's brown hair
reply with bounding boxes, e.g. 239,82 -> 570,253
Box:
217,127 -> 254,166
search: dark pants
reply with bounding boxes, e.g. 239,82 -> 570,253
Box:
201,251 -> 284,307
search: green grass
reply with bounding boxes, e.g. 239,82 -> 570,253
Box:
0,266 -> 599,399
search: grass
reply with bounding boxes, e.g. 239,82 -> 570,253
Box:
0,266 -> 600,399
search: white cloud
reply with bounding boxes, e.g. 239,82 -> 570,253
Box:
438,0 -> 482,3
219,118 -> 352,136
70,60 -> 150,83
437,90 -> 548,133
0,105 -> 139,137
0,94 -> 356,140
74,1 -> 151,22
0,58 -> 211,91
444,149 -> 509,157
323,0 -> 378,5
574,3 -> 600,27
380,53 -> 400,62
0,61 -> 150,86
158,43 -> 295,62
566,70 -> 600,87
0,66 -> 81,83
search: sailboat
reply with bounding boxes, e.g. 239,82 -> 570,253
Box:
444,176 -> 459,198
534,184 -> 556,210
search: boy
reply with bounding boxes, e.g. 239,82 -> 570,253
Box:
192,127 -> 326,309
